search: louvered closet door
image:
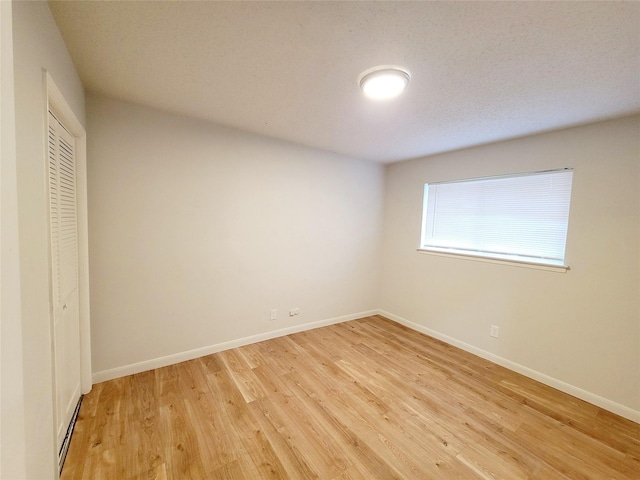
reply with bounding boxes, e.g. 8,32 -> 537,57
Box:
48,110 -> 82,451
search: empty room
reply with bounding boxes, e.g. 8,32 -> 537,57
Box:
1,1 -> 639,479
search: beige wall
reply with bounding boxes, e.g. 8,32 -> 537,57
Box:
380,116 -> 640,417
11,1 -> 86,477
87,94 -> 384,376
1,1 -> 26,477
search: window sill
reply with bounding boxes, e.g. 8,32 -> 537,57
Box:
416,248 -> 569,273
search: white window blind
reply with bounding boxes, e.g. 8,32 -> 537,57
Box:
420,169 -> 573,266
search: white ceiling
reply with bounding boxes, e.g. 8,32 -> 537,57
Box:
49,1 -> 640,163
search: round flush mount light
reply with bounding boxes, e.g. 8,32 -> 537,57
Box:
358,66 -> 410,100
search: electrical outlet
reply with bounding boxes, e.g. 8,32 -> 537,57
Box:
270,309 -> 277,321
490,325 -> 499,338
289,308 -> 301,316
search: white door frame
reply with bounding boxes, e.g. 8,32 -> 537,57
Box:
45,72 -> 91,396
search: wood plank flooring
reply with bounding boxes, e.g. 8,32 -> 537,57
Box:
62,315 -> 640,479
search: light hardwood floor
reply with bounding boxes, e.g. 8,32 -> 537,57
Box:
62,315 -> 640,479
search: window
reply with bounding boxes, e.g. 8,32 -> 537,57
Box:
420,169 -> 573,268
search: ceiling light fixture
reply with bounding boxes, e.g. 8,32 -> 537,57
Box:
358,66 -> 410,100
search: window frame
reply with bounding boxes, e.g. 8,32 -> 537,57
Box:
418,168 -> 573,272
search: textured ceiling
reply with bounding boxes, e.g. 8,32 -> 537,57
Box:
49,1 -> 640,163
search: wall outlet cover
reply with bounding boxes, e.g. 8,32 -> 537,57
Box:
490,325 -> 499,338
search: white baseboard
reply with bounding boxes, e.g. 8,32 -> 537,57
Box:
92,308 -> 639,424
92,310 -> 378,384
377,309 -> 640,424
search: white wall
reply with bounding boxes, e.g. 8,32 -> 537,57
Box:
380,116 -> 640,418
12,1 -> 86,477
1,1 -> 26,477
87,94 -> 383,377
